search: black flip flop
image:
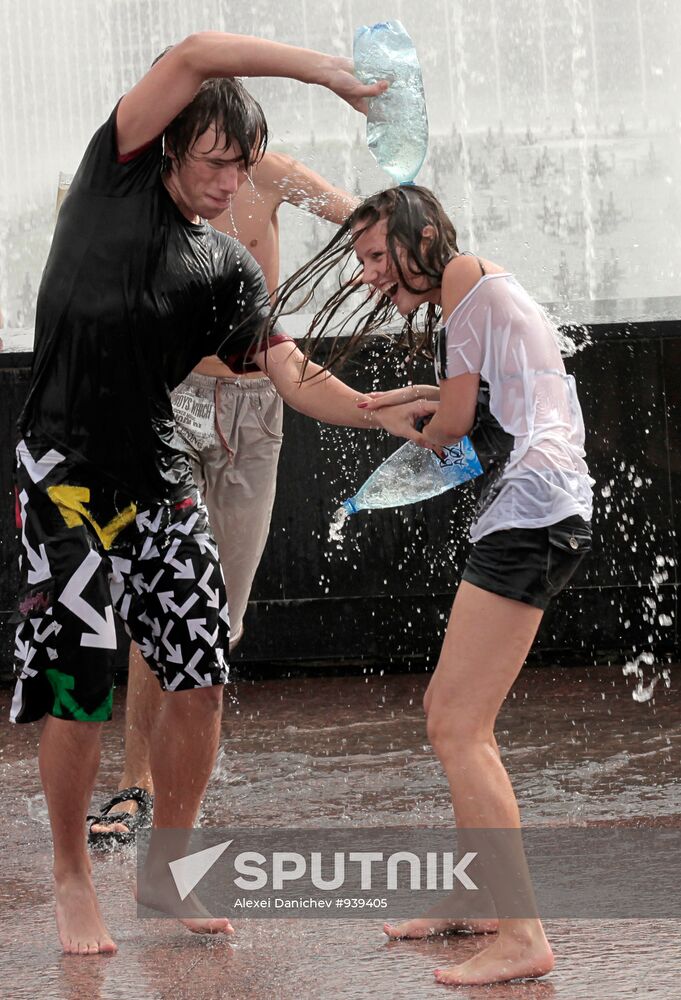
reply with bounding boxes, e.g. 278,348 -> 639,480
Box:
87,785 -> 153,847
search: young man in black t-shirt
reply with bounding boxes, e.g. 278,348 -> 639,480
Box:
12,33 -> 432,956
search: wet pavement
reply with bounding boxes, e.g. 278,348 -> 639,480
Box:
0,664 -> 679,999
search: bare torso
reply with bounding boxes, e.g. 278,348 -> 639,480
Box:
193,152 -> 356,379
193,158 -> 283,378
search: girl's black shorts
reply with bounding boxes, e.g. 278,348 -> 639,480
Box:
462,515 -> 592,611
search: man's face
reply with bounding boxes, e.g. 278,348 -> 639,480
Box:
169,126 -> 250,221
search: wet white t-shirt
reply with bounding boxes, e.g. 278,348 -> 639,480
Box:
436,272 -> 594,543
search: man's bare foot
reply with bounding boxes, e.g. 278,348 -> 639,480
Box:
384,916 -> 498,939
433,932 -> 554,986
89,786 -> 153,839
89,798 -> 136,837
55,871 -> 117,955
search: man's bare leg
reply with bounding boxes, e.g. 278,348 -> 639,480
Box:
90,643 -> 158,836
137,683 -> 233,936
40,717 -> 117,955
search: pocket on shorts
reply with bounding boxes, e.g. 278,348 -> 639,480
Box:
172,386 -> 216,453
545,519 -> 592,596
253,389 -> 283,441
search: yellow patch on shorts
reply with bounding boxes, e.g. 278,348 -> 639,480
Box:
47,485 -> 137,550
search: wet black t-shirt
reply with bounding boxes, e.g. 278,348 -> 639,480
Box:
20,105 -> 279,503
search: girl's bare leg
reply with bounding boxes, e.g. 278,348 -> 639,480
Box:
388,582 -> 554,985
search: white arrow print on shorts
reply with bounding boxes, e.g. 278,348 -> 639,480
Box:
58,549 -> 117,649
187,618 -> 219,645
139,636 -> 156,661
166,650 -> 206,691
18,489 -> 51,585
136,507 -> 164,533
157,592 -> 175,615
184,649 -> 212,686
15,635 -> 37,669
197,565 -> 219,608
171,592 -> 200,618
169,512 -> 199,536
195,532 -> 219,559
17,441 -> 65,483
147,568 -> 165,593
32,619 -> 61,644
109,556 -> 132,607
118,593 -> 132,621
161,621 -> 183,664
157,591 -> 200,618
164,538 -> 195,580
139,536 -> 160,561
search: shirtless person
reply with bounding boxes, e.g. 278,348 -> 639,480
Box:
89,153 -> 357,842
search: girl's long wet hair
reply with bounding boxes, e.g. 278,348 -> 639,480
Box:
268,184 -> 459,372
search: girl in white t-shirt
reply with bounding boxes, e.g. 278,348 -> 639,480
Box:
274,184 -> 593,987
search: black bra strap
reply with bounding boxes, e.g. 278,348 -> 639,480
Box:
460,250 -> 485,276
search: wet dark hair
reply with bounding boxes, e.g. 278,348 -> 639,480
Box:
152,47 -> 268,170
269,184 -> 459,372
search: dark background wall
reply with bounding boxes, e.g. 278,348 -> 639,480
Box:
1,321 -> 679,682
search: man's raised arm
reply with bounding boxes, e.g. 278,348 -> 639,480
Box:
116,32 -> 387,157
263,153 -> 359,225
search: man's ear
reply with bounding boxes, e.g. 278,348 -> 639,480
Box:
162,134 -> 176,168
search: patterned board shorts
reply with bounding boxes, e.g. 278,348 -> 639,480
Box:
10,438 -> 230,724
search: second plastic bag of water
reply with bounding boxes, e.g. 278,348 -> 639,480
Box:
353,20 -> 428,184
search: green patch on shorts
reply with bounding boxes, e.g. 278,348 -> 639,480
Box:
46,668 -> 113,721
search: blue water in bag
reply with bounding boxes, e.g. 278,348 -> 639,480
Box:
353,20 -> 429,184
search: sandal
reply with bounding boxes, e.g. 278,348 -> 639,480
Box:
87,786 -> 153,846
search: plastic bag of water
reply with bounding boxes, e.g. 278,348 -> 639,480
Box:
353,20 -> 428,184
330,437 -> 482,539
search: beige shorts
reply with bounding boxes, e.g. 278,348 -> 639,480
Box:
171,372 -> 283,647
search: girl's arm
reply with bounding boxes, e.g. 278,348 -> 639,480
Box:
356,377 -> 476,447
420,372 -> 479,447
358,384 -> 440,409
422,255 -> 484,445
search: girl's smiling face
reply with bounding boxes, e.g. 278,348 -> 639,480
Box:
352,217 -> 441,315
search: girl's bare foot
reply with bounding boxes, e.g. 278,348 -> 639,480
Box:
136,869 -> 234,937
384,917 -> 498,939
433,929 -> 554,986
179,914 -> 234,936
55,872 -> 117,955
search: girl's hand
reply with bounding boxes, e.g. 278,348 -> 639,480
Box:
373,400 -> 442,451
358,385 -> 440,410
321,56 -> 389,114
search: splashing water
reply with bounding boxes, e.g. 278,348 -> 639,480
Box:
329,505 -> 349,542
623,651 -> 672,703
